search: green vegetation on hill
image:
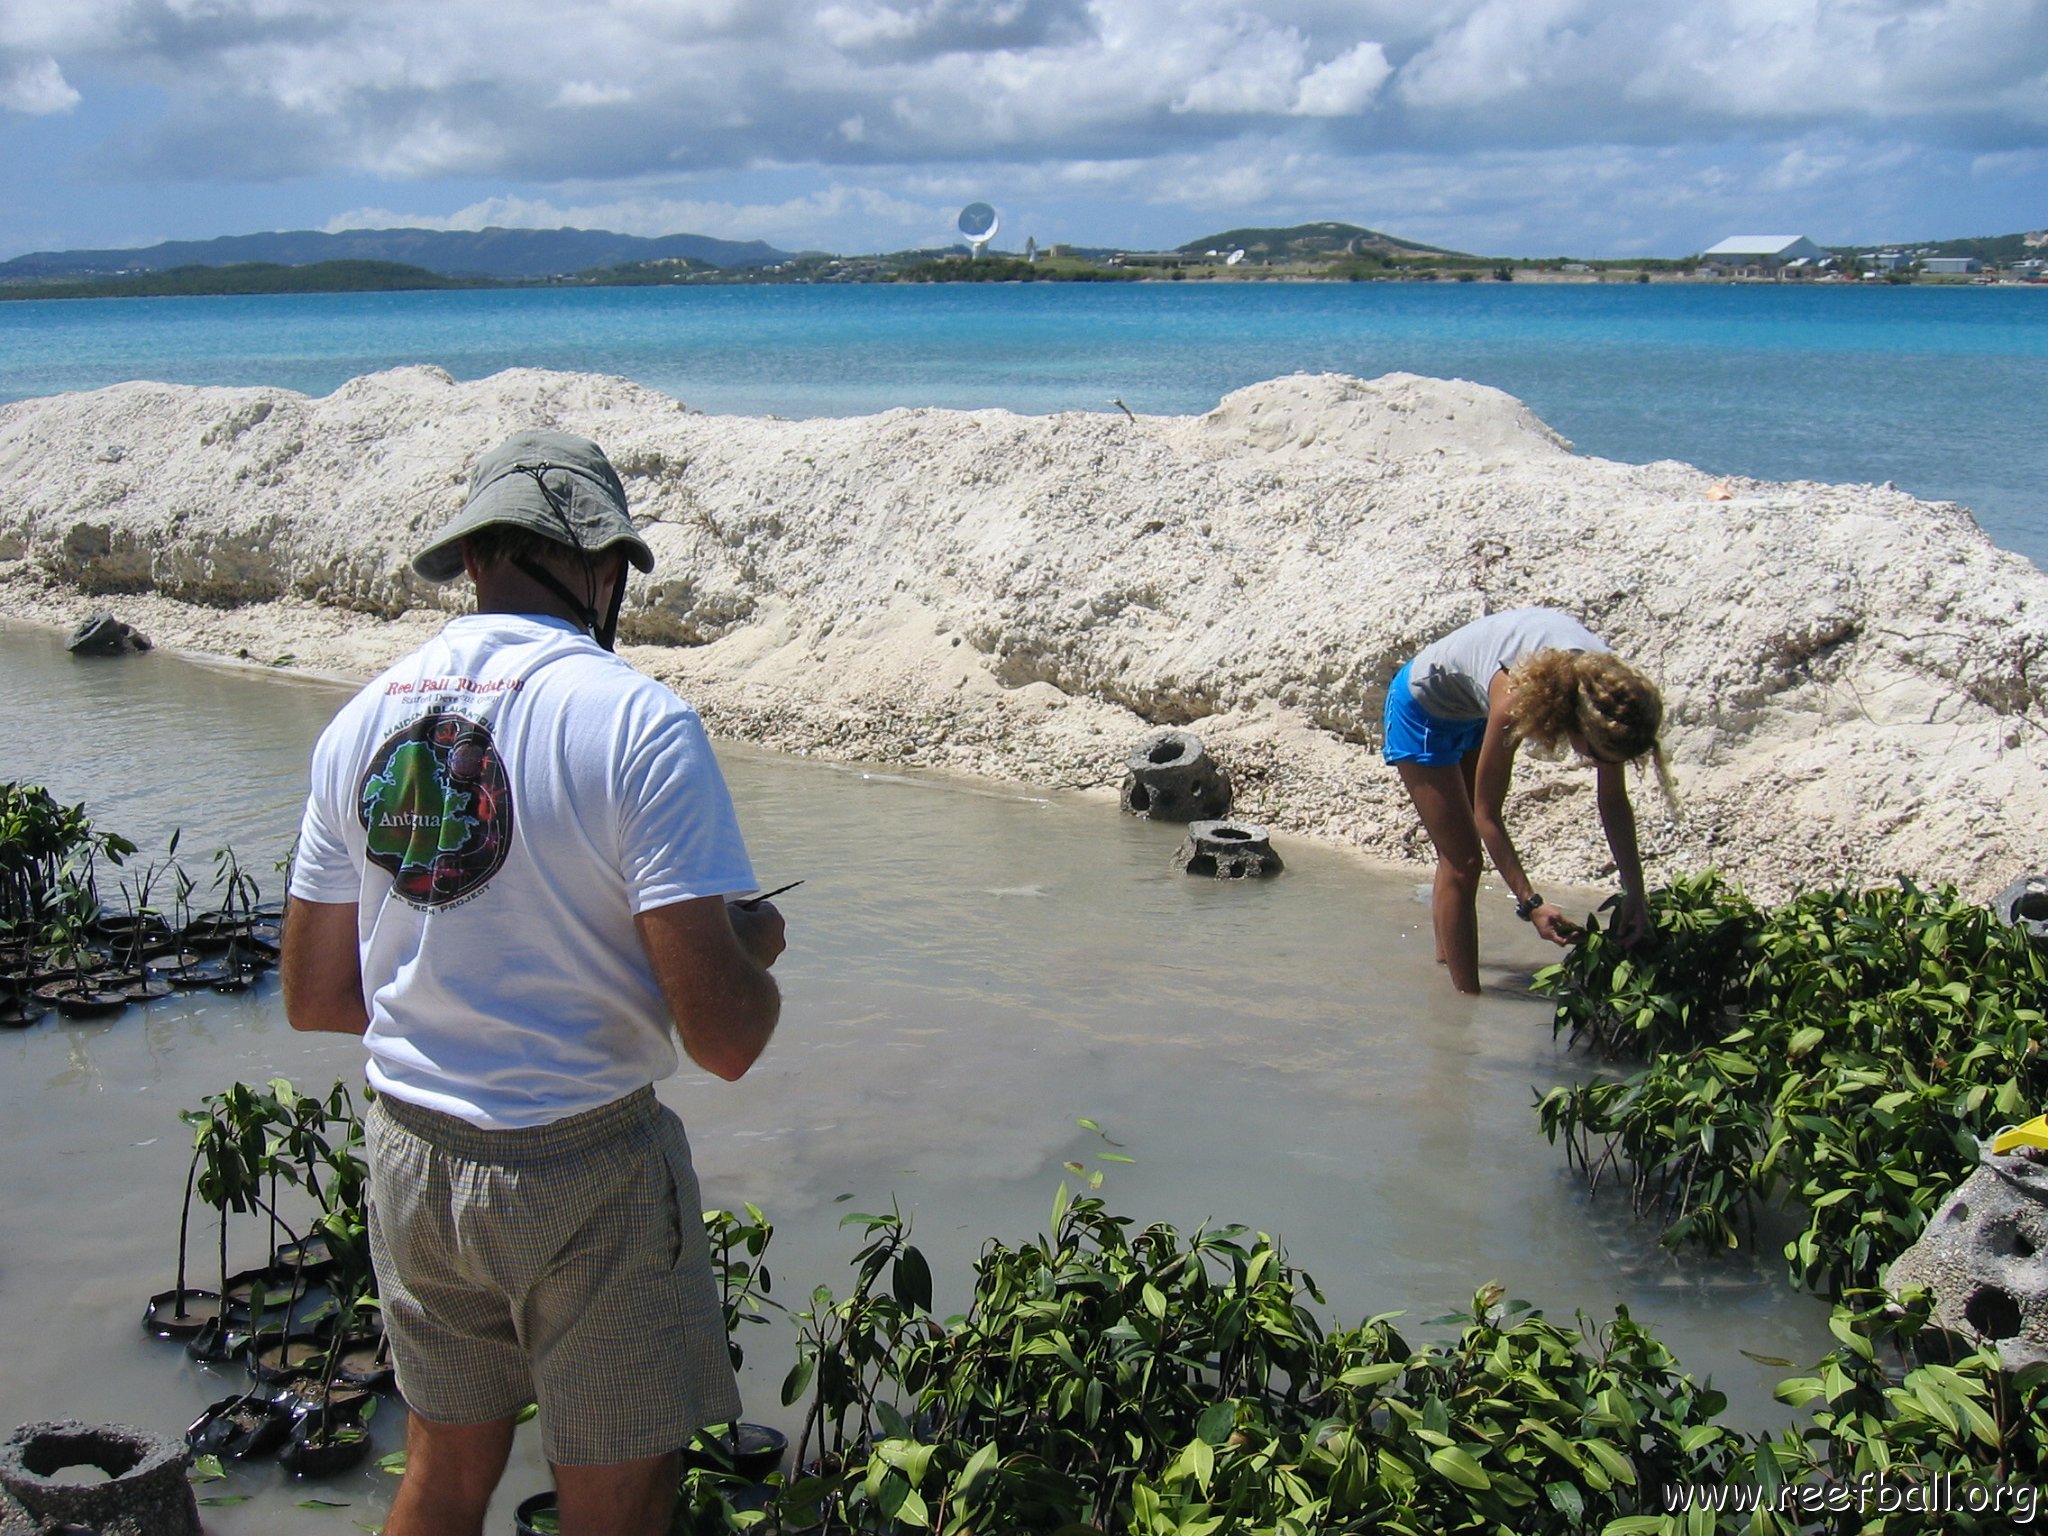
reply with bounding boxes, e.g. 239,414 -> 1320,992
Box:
3,222 -> 2033,304
1922,232 -> 2044,265
0,225 -> 794,282
565,257 -> 717,285
1178,220 -> 1464,261
0,260 -> 483,300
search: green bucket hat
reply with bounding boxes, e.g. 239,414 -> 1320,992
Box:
412,429 -> 655,583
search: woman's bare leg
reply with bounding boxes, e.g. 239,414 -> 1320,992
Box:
1396,758 -> 1485,994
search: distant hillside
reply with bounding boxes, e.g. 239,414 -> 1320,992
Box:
0,226 -> 796,282
0,261 -> 482,301
1177,221 -> 1465,261
1917,231 -> 2046,265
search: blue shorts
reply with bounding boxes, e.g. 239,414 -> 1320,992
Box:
1381,661 -> 1487,766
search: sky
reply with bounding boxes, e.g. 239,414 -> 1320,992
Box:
2,0 -> 2045,262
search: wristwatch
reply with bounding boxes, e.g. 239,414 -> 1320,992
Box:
1515,891 -> 1545,922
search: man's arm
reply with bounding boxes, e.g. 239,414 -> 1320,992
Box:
635,896 -> 783,1082
281,896 -> 370,1035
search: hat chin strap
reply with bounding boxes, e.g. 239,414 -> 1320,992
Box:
512,554 -> 625,652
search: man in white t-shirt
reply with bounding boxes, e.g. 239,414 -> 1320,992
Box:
282,429 -> 785,1536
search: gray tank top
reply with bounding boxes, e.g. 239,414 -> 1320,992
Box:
1408,609 -> 1609,721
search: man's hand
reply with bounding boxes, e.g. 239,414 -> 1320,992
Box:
725,898 -> 786,969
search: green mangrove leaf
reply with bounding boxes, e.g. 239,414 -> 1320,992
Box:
1582,1439 -> 1636,1485
1427,1445 -> 1490,1490
1545,1480 -> 1586,1523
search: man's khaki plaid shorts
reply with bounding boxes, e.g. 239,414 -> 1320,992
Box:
366,1085 -> 741,1465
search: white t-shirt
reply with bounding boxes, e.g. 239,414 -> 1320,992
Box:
1407,608 -> 1610,721
291,614 -> 758,1129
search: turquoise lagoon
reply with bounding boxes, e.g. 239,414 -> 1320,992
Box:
1,279 -> 2042,568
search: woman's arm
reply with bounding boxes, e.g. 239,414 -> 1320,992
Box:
1474,672 -> 1579,947
1594,761 -> 1652,945
1471,675 -> 1574,944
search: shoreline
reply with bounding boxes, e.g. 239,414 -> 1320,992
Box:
2,365 -> 2042,905
7,269 -> 2042,302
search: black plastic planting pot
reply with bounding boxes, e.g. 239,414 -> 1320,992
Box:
225,1261 -> 305,1311
141,1287 -> 228,1340
245,1330 -> 332,1383
333,1331 -> 396,1390
90,908 -> 172,941
0,993 -> 45,1028
273,1231 -> 342,1280
186,1393 -> 292,1461
682,1421 -> 789,1483
277,1417 -> 371,1478
513,1490 -> 559,1535
184,1315 -> 248,1363
31,979 -> 127,1018
270,1377 -> 372,1423
180,912 -> 252,949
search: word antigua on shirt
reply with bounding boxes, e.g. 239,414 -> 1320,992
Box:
385,676 -> 527,697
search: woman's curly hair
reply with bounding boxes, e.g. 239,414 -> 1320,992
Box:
1507,648 -> 1676,803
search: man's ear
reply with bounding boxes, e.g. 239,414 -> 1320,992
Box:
460,538 -> 483,585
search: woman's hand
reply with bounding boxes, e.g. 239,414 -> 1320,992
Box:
1610,890 -> 1651,948
1531,904 -> 1580,947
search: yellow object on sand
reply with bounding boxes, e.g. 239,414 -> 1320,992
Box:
1989,1116 -> 2048,1155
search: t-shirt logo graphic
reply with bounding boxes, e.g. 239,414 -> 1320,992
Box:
357,712 -> 513,906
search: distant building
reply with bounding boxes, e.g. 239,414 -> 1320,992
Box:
1869,250 -> 1911,273
1701,235 -> 1829,274
1921,256 -> 1982,275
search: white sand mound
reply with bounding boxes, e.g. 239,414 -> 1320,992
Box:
1,365 -> 2041,903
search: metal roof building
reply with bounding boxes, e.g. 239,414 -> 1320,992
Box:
1701,235 -> 1829,267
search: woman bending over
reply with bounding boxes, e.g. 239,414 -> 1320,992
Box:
1382,608 -> 1668,994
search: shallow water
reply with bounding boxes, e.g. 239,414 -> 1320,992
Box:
0,622 -> 1838,1532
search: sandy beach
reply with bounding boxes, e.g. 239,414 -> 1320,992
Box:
1,364 -> 2042,903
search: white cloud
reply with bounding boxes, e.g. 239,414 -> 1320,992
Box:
1758,143 -> 1849,193
21,1 -> 2048,171
4,0 -> 2046,256
1971,146 -> 2048,180
326,183 -> 940,245
816,2 -> 922,50
1292,41 -> 1390,116
0,55 -> 79,114
1169,22 -> 1310,115
0,3 -> 131,53
1396,0 -> 1591,111
555,80 -> 636,109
